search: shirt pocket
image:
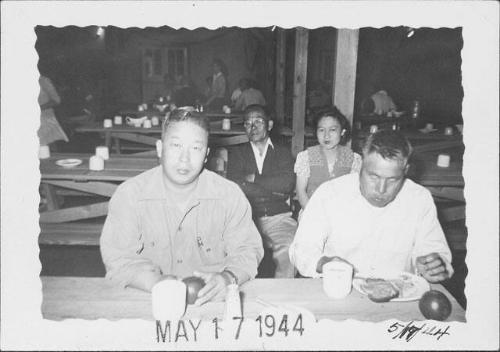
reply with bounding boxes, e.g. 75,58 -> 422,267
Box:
196,232 -> 226,266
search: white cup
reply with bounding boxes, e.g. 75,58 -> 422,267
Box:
103,119 -> 113,128
38,145 -> 51,159
152,279 -> 187,321
444,127 -> 454,136
369,125 -> 378,134
322,260 -> 353,299
95,146 -> 109,160
114,115 -> 123,125
151,116 -> 160,126
437,154 -> 451,168
89,155 -> 105,171
222,118 -> 231,131
143,119 -> 152,129
425,123 -> 434,130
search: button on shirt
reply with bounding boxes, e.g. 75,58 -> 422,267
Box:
100,166 -> 264,288
250,138 -> 274,175
289,173 -> 453,278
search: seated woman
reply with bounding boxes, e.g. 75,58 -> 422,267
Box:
294,108 -> 361,212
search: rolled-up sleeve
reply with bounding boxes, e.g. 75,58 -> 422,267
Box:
412,191 -> 454,277
100,184 -> 161,288
289,185 -> 330,277
222,185 -> 264,284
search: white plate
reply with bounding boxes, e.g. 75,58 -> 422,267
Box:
418,127 -> 438,134
55,158 -> 83,168
353,272 -> 430,302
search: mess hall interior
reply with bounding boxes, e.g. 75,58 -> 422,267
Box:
37,25 -> 467,321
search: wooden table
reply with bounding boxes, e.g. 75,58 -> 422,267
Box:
75,119 -> 247,153
41,276 -> 466,322
119,109 -> 244,120
39,153 -> 159,224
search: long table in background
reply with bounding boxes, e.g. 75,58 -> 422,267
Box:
41,276 -> 466,322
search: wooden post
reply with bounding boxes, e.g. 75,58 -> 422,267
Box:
291,28 -> 308,157
332,29 -> 359,129
275,28 -> 286,126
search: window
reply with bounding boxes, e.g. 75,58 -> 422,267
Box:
166,47 -> 187,78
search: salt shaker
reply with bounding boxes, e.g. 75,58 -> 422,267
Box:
224,284 -> 241,320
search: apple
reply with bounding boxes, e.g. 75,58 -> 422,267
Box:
419,290 -> 452,321
182,276 -> 206,305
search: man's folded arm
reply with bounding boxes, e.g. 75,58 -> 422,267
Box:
100,185 -> 162,291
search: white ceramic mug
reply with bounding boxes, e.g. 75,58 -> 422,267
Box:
143,119 -> 152,129
444,127 -> 454,136
95,146 -> 109,160
222,118 -> 231,131
152,279 -> 187,321
114,115 -> 123,125
437,154 -> 451,168
369,125 -> 378,134
151,116 -> 160,126
103,119 -> 113,128
89,155 -> 104,171
38,145 -> 51,159
322,260 -> 353,299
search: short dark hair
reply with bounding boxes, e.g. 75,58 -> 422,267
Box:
314,107 -> 352,145
243,104 -> 272,122
362,130 -> 413,161
162,109 -> 210,138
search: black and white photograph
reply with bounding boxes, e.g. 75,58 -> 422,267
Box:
1,1 -> 498,350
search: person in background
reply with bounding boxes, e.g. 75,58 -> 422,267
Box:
38,73 -> 69,149
234,78 -> 266,112
227,105 -> 297,278
361,88 -> 397,116
205,59 -> 228,110
100,109 -> 263,305
172,75 -> 198,108
289,130 -> 453,283
294,108 -> 362,212
230,82 -> 242,107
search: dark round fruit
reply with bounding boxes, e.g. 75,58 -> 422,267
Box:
419,290 -> 452,321
182,276 -> 205,305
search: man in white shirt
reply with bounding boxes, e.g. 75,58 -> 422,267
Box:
227,104 -> 297,278
234,78 -> 266,111
289,130 -> 453,283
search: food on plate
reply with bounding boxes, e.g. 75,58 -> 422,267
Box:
182,276 -> 206,305
361,278 -> 400,303
419,290 -> 452,321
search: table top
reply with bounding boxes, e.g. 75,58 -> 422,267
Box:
119,109 -> 244,119
41,276 -> 465,322
40,153 -> 159,182
75,122 -> 247,136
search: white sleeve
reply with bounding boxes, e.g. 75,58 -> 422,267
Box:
289,184 -> 330,277
412,191 -> 454,276
294,151 -> 310,178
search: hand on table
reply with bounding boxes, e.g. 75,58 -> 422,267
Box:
192,271 -> 229,306
244,173 -> 256,183
416,253 -> 450,283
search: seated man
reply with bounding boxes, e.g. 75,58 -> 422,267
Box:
234,78 -> 266,111
100,109 -> 264,305
289,130 -> 453,283
227,105 -> 297,278
361,89 -> 397,116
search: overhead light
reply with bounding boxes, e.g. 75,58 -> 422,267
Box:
406,27 -> 415,38
96,27 -> 105,37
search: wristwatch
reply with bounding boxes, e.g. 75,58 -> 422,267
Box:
222,269 -> 238,285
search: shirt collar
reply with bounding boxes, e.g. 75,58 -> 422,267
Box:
139,167 -> 222,201
250,137 -> 274,151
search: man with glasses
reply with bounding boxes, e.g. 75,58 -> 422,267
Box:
227,104 -> 297,278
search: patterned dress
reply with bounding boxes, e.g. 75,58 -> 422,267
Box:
294,145 -> 362,198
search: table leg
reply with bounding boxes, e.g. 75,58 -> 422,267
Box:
113,137 -> 121,154
104,131 -> 112,150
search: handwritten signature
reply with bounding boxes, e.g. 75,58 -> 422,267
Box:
387,321 -> 450,342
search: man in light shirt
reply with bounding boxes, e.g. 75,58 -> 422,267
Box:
234,78 -> 267,111
289,130 -> 453,283
227,104 -> 297,278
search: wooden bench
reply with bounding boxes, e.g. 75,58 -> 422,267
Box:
39,222 -> 103,246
